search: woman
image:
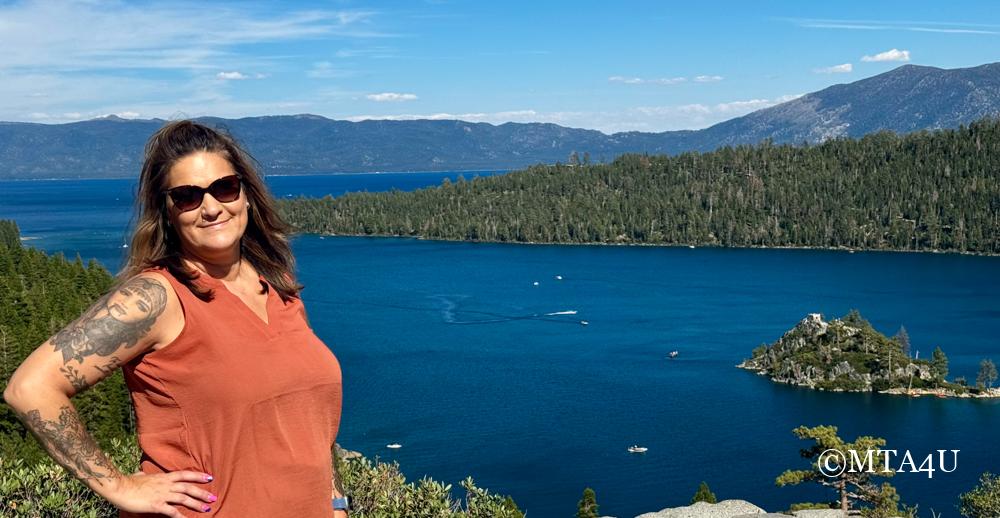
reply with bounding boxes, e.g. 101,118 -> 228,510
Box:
3,121 -> 348,517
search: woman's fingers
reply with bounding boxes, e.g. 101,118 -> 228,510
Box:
166,492 -> 212,513
171,482 -> 216,503
168,470 -> 214,483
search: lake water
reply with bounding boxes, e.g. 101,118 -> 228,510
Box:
1,173 -> 998,518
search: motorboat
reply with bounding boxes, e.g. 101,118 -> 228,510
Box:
668,351 -> 679,358
386,443 -> 402,449
627,445 -> 648,453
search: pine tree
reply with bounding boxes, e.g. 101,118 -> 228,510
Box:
894,326 -> 911,358
977,359 -> 998,389
931,346 -> 949,382
576,488 -> 599,518
691,481 -> 717,504
777,425 -> 903,514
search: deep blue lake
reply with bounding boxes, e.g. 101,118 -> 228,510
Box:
1,173 -> 998,518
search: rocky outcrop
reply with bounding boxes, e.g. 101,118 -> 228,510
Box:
634,499 -> 766,518
631,499 -> 862,518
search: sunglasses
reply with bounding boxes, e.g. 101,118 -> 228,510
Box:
163,174 -> 243,212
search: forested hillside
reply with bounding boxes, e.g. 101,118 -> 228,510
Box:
0,221 -> 132,464
279,119 -> 1000,254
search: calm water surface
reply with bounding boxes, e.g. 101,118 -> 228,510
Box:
1,174 -> 997,518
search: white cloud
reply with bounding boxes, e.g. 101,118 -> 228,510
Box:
217,71 -> 249,80
814,63 -> 853,74
609,75 -> 724,86
861,49 -> 911,62
366,93 -> 418,102
609,76 -> 687,85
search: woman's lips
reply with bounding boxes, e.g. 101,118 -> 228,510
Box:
201,219 -> 230,229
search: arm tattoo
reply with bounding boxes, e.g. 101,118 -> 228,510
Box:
51,277 -> 166,364
60,356 -> 123,394
60,365 -> 89,393
94,356 -> 123,377
15,405 -> 122,486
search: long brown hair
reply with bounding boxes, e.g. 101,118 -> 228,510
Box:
119,120 -> 302,302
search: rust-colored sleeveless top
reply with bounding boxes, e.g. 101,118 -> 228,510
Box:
121,266 -> 342,518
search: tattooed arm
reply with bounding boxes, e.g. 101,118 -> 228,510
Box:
3,273 -> 215,517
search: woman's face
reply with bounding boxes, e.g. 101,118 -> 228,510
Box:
164,151 -> 250,263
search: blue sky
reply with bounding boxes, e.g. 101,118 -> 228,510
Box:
2,0 -> 998,133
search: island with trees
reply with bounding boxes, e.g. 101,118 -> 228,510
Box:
738,311 -> 999,397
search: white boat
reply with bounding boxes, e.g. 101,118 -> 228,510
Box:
627,445 -> 648,453
555,275 -> 563,280
580,320 -> 589,326
533,281 -> 539,286
386,443 -> 402,449
668,351 -> 679,358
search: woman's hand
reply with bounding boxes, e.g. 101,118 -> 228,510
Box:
105,470 -> 217,517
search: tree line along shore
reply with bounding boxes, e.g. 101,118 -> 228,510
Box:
277,118 -> 1000,255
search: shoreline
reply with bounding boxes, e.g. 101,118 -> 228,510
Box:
738,367 -> 1000,399
300,231 -> 1000,258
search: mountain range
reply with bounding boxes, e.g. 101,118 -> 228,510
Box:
1,62 -> 999,179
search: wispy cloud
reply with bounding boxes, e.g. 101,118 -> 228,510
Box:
861,49 -> 911,62
609,76 -> 686,85
609,74 -> 723,85
217,71 -> 249,80
366,92 -> 418,102
0,2 -> 386,72
814,63 -> 853,74
790,17 -> 999,35
345,94 -> 802,134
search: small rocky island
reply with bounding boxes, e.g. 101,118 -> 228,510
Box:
738,312 -> 999,398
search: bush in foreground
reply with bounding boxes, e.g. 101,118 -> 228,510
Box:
1,440 -> 524,518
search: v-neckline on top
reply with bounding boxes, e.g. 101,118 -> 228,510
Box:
200,270 -> 274,328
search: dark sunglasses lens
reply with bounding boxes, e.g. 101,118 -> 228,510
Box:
209,175 -> 241,202
168,175 -> 241,211
170,187 -> 203,211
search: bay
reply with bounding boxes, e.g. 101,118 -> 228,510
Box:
1,174 -> 998,518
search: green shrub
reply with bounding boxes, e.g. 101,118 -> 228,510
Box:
959,472 -> 1000,518
0,437 -> 138,517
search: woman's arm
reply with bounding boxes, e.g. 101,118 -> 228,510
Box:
3,274 -> 216,517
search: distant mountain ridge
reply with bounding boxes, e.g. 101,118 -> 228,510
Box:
1,62 -> 999,179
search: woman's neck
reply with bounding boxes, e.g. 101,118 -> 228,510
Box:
181,252 -> 244,282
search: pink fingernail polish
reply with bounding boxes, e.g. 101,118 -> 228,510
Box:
203,505 -> 211,512
209,494 -> 218,502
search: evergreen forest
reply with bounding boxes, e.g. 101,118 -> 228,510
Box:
279,119 -> 1000,254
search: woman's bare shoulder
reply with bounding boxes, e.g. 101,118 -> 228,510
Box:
129,271 -> 185,353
